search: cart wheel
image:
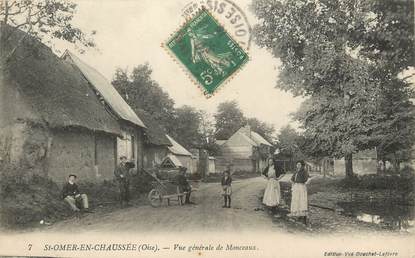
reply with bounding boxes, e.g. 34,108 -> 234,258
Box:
148,189 -> 162,207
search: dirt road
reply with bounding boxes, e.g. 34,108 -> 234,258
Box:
44,177 -> 281,233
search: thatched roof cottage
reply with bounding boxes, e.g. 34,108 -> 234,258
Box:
132,109 -> 198,174
0,25 -> 123,181
134,108 -> 172,170
61,50 -> 147,170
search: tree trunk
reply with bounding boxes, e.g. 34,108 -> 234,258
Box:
393,153 -> 400,174
345,153 -> 354,178
198,149 -> 208,178
3,0 -> 9,25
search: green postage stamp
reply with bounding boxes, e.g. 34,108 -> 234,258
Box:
165,8 -> 249,96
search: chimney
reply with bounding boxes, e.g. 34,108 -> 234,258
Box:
240,125 -> 251,137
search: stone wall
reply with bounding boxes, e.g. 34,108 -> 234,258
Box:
0,122 -> 50,179
215,156 -> 254,173
1,122 -> 117,183
47,129 -> 116,182
0,73 -> 42,167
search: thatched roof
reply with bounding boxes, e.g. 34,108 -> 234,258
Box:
251,131 -> 272,146
216,140 -> 227,146
0,25 -> 121,135
135,109 -> 171,146
166,135 -> 192,157
62,50 -> 146,128
234,126 -> 272,147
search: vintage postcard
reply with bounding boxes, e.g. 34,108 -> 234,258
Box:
0,0 -> 414,257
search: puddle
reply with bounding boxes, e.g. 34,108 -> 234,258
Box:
337,201 -> 415,233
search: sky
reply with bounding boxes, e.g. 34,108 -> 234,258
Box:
57,0 -> 304,133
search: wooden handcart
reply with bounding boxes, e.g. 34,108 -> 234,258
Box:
145,168 -> 193,207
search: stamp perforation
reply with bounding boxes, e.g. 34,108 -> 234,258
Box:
162,6 -> 250,98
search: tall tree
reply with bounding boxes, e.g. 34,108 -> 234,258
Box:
253,0 -> 414,177
112,64 -> 176,134
0,0 -> 96,52
214,100 -> 246,140
199,110 -> 215,144
246,117 -> 275,143
276,125 -> 306,166
373,78 -> 415,171
355,0 -> 415,171
199,111 -> 222,156
169,105 -> 204,149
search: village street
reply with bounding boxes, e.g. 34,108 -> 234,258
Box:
33,174 -> 410,235
42,177 -> 282,233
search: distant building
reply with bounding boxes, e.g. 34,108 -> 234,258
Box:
207,156 -> 216,175
165,135 -> 197,174
190,148 -> 216,176
216,125 -> 272,173
333,149 -> 378,176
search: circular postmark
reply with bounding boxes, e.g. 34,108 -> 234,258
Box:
181,0 -> 252,51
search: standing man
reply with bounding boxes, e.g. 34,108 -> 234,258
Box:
114,156 -> 131,207
62,174 -> 90,212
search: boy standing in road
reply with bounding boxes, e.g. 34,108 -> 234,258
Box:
221,169 -> 232,208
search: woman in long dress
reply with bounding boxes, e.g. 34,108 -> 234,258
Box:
289,160 -> 310,225
262,158 -> 285,214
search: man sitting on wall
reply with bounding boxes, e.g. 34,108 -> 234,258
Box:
62,174 -> 91,213
174,166 -> 194,205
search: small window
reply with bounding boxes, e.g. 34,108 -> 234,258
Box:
94,134 -> 98,166
131,135 -> 136,160
117,131 -> 135,161
161,158 -> 176,168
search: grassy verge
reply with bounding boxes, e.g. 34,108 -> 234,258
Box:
0,168 -> 155,229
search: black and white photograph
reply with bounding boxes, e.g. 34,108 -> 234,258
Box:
0,0 -> 414,257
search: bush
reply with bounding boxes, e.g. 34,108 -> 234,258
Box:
338,174 -> 360,188
400,165 -> 415,176
338,174 -> 414,192
0,169 -> 69,228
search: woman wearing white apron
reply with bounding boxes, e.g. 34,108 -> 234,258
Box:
262,158 -> 285,215
289,160 -> 309,225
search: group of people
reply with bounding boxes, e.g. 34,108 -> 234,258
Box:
61,155 -> 310,225
262,157 -> 310,225
61,155 -> 195,213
